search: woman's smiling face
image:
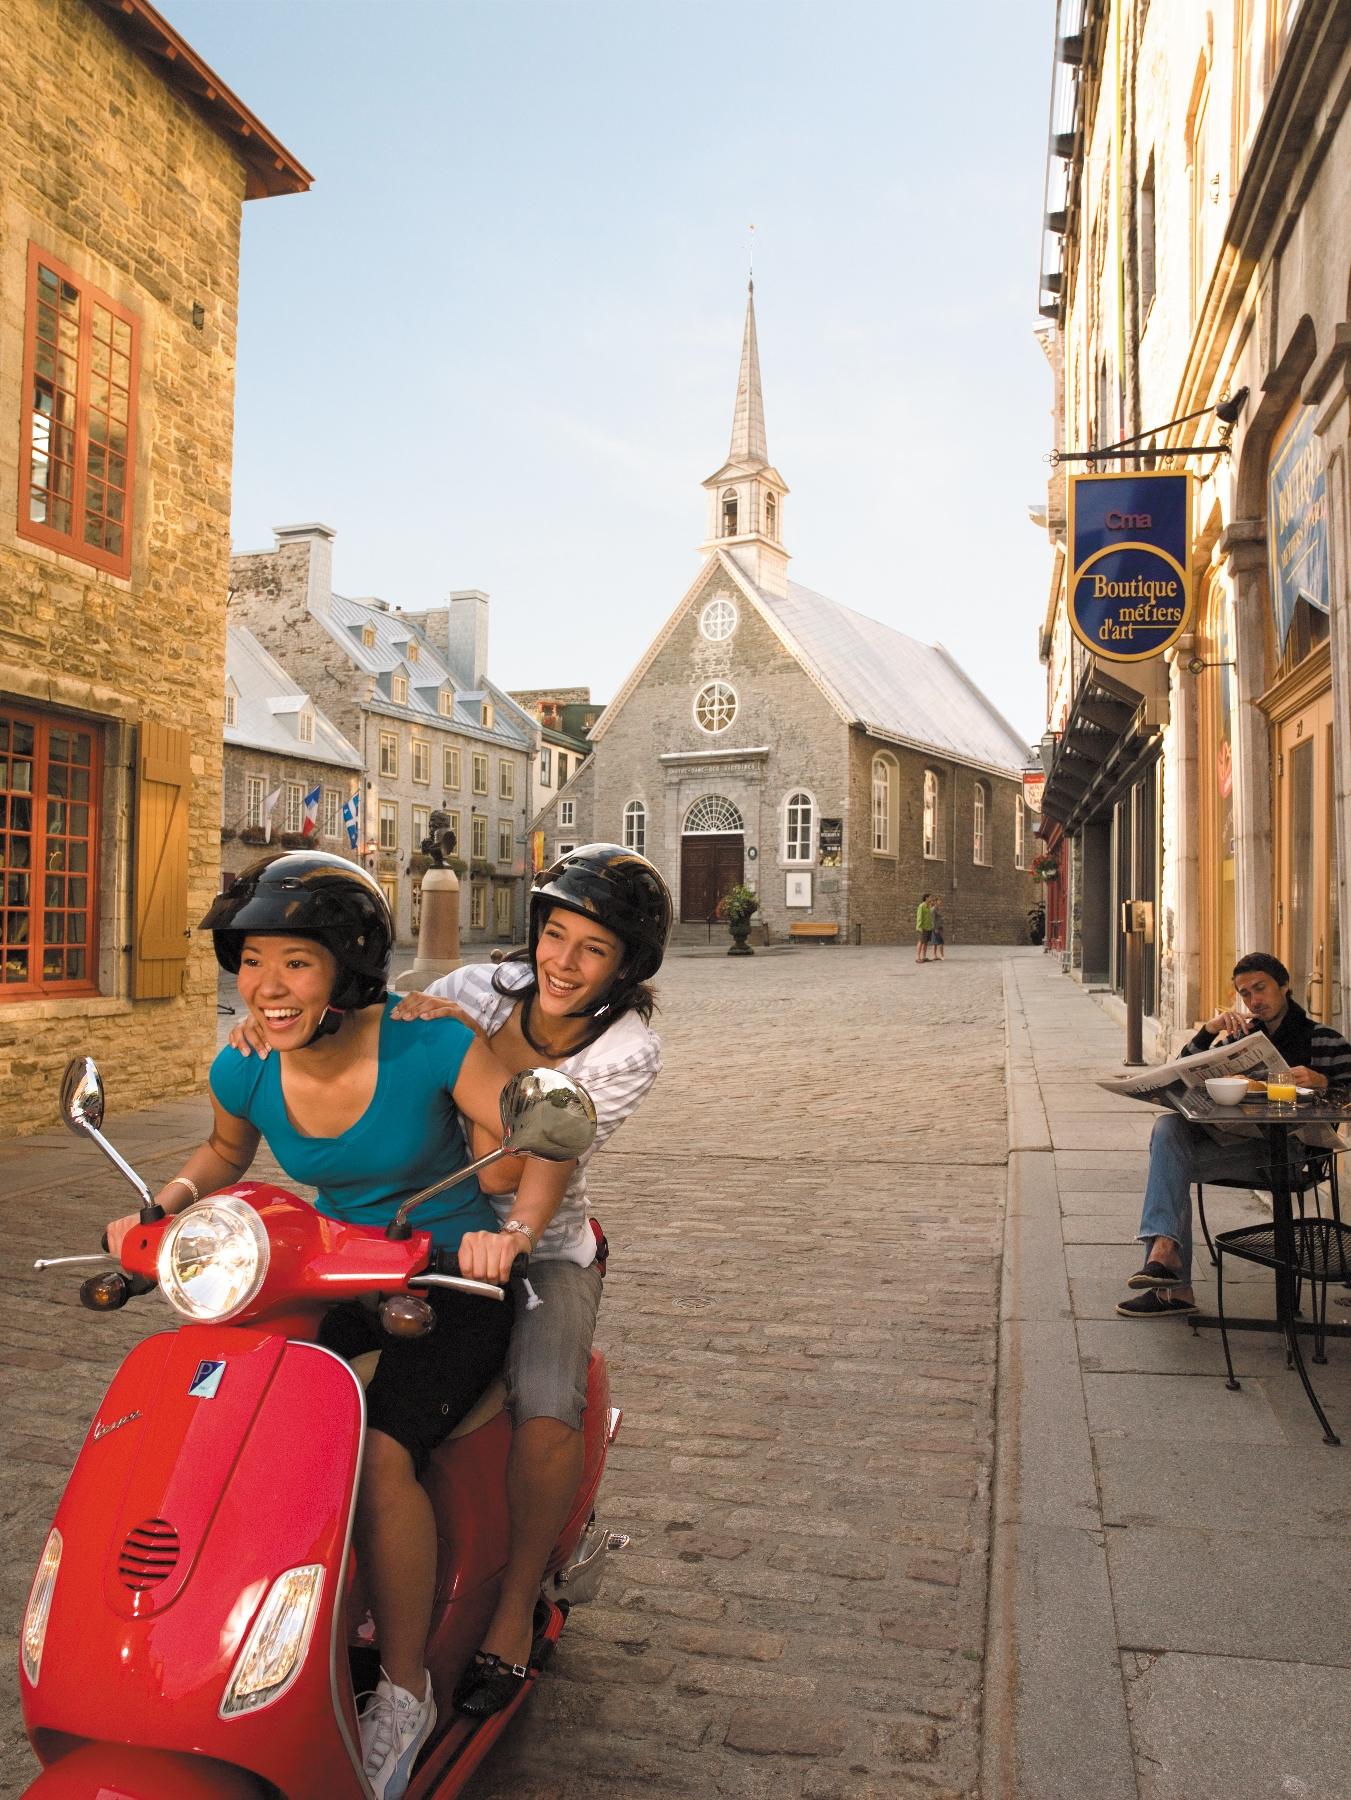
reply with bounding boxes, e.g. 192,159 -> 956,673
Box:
533,906 -> 624,1017
236,934 -> 339,1047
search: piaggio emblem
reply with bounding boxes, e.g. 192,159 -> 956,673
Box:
188,1360 -> 226,1399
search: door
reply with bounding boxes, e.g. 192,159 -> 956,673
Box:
680,833 -> 744,922
1274,691 -> 1340,1024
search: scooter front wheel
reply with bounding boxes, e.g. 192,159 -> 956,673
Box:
22,1743 -> 268,1799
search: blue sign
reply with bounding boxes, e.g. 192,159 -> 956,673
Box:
1068,472 -> 1192,662
1266,407 -> 1328,655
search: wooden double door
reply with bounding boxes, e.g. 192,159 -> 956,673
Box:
680,833 -> 744,922
1273,688 -> 1341,1026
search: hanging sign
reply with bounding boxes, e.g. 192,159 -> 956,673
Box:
1022,770 -> 1046,814
1067,472 -> 1192,662
1266,406 -> 1328,655
817,818 -> 842,866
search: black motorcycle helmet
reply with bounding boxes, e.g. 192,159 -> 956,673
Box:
200,853 -> 393,1024
529,843 -> 671,987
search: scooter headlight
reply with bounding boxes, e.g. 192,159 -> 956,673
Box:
220,1564 -> 325,1717
157,1198 -> 270,1323
22,1528 -> 62,1686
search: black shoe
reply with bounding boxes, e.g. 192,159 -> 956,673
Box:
1116,1289 -> 1198,1318
454,1651 -> 533,1718
1127,1258 -> 1185,1289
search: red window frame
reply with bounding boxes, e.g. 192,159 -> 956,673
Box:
18,244 -> 139,579
1,705 -> 102,999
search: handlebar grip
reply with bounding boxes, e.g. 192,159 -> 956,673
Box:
100,1230 -> 109,1254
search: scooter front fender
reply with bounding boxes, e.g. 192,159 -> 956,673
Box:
20,1740 -> 266,1798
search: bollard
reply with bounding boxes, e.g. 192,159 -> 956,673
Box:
1120,899 -> 1153,1066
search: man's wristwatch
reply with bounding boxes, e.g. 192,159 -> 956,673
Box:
503,1219 -> 538,1250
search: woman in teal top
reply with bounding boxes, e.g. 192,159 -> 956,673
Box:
105,854 -> 575,1800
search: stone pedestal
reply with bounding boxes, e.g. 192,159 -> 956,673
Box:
393,868 -> 462,993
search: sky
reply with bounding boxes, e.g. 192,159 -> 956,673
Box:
166,0 -> 1055,744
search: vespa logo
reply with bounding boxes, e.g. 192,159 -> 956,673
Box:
188,1360 -> 226,1399
93,1409 -> 142,1442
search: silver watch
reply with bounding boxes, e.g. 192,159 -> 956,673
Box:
503,1219 -> 537,1249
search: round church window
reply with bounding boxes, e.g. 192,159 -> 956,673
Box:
699,597 -> 738,641
693,681 -> 737,734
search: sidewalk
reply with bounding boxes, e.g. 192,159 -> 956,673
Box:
986,955 -> 1351,1800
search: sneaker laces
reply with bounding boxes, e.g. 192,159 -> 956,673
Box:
358,1681 -> 399,1778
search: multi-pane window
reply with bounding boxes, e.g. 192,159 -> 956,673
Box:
973,782 -> 989,865
20,248 -> 138,578
482,701 -> 495,730
557,841 -> 576,859
470,883 -> 487,929
439,690 -> 454,717
560,800 -> 575,829
298,710 -> 315,745
623,800 -> 647,854
871,756 -> 893,854
557,753 -> 569,785
407,641 -> 419,663
923,769 -> 942,859
472,753 -> 488,794
412,805 -> 430,849
497,818 -> 513,861
694,681 -> 737,734
498,761 -> 514,801
246,775 -> 264,828
471,814 -> 488,859
446,809 -> 461,851
494,883 -> 512,937
323,788 -> 341,840
699,598 -> 737,641
1014,795 -> 1026,869
1,708 -> 100,996
540,747 -> 552,784
444,746 -> 461,789
379,801 -> 398,850
224,691 -> 237,728
783,791 -> 813,862
412,739 -> 431,784
380,733 -> 398,778
285,783 -> 304,834
361,625 -> 376,649
391,674 -> 409,706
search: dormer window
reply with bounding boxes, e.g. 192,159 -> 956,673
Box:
361,624 -> 376,649
721,488 -> 738,537
224,687 -> 237,728
298,709 -> 315,744
482,700 -> 494,730
391,674 -> 408,706
438,689 -> 454,717
407,641 -> 419,663
765,493 -> 777,540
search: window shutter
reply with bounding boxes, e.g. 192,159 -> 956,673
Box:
132,722 -> 192,998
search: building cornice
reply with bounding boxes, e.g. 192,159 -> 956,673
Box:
658,746 -> 771,765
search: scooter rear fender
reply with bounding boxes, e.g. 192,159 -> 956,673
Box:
23,1331 -> 368,1800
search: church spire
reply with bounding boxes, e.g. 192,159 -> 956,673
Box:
728,280 -> 768,466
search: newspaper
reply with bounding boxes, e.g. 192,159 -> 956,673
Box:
1096,1032 -> 1290,1105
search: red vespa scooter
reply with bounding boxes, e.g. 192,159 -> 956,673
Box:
19,1057 -> 627,1800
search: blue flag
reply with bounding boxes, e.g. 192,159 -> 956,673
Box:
342,791 -> 360,851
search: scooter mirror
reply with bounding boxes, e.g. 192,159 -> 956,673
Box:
60,1056 -> 105,1136
499,1068 -> 598,1162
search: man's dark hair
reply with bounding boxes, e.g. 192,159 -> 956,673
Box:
1232,951 -> 1290,988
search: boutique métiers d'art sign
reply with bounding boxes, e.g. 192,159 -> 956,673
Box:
1067,472 -> 1193,662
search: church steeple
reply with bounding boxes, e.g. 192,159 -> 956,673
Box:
701,281 -> 790,596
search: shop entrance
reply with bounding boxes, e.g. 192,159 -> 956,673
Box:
1274,688 -> 1341,1025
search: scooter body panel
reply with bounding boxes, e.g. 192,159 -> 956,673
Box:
23,1335 -> 367,1800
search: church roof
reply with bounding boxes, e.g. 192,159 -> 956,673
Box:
756,581 -> 1031,776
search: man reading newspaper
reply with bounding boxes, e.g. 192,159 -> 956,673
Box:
1116,952 -> 1351,1319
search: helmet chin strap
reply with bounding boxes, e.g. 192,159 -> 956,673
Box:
300,1006 -> 345,1047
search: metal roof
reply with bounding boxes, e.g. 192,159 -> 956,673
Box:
225,627 -> 362,769
758,582 -> 1032,777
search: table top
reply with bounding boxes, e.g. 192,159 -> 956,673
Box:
1172,1086 -> 1351,1127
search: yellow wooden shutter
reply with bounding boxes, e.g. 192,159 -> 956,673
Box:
132,723 -> 192,999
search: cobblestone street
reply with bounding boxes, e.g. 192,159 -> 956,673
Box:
0,945 -> 1012,1799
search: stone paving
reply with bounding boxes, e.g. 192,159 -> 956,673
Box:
0,945 -> 1012,1799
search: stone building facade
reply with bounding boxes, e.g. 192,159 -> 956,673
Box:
0,0 -> 307,1134
1036,1 -> 1351,1049
508,688 -> 599,868
533,288 -> 1035,945
228,527 -> 537,948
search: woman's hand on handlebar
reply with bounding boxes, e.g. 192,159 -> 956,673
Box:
456,1228 -> 528,1285
105,1213 -> 140,1261
227,1013 -> 270,1059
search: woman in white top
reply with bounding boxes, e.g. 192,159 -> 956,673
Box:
395,843 -> 669,1716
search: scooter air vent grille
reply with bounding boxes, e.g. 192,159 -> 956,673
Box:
118,1518 -> 180,1590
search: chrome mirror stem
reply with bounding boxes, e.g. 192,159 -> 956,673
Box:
388,1145 -> 509,1237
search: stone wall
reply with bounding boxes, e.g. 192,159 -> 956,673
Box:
0,0 -> 247,1132
219,747 -> 362,884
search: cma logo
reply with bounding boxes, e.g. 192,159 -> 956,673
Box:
1105,510 -> 1153,529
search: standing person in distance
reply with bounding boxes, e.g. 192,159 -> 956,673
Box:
915,892 -> 934,963
930,894 -> 946,962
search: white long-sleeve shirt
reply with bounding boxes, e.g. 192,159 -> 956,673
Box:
425,961 -> 662,1265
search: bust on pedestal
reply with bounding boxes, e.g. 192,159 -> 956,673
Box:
393,813 -> 464,994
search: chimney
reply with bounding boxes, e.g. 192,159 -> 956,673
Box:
445,589 -> 490,690
273,522 -> 336,618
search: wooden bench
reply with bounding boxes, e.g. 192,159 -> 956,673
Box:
789,921 -> 840,942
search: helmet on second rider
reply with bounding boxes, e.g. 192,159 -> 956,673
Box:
529,843 -> 672,988
199,851 -> 394,1010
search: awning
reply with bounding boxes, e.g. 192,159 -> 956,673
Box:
1041,661 -> 1165,831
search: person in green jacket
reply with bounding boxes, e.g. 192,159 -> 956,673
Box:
915,894 -> 934,963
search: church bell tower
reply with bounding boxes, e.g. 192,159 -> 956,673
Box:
701,282 -> 790,597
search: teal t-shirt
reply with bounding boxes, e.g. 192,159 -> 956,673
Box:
208,998 -> 496,1251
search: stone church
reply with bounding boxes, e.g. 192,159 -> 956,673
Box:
535,287 -> 1037,945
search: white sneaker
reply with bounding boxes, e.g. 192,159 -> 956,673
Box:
359,1667 -> 437,1800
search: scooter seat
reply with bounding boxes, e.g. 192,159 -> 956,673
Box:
349,1352 -> 508,1440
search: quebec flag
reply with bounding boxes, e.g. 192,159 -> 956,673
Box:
342,791 -> 360,850
301,783 -> 322,838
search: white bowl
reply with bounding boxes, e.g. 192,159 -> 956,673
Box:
1205,1076 -> 1250,1106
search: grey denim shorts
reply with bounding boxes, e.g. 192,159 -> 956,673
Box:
506,1257 -> 604,1429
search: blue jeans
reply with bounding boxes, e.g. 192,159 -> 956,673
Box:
1137,1113 -> 1271,1283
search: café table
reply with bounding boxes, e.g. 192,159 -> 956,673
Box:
1165,1087 -> 1345,1440
1170,1085 -> 1351,1443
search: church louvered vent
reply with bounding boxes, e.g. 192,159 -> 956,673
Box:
118,1518 -> 180,1590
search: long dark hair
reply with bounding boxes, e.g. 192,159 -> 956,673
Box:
490,914 -> 658,1053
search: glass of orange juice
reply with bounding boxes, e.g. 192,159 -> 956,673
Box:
1266,1073 -> 1298,1110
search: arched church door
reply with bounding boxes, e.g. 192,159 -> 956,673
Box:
680,795 -> 744,921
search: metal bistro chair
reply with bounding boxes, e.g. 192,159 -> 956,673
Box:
1196,1150 -> 1344,1295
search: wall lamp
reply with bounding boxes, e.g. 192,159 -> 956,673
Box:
1052,388 -> 1250,465
1186,656 -> 1236,677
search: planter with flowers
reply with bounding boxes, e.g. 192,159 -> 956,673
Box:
1031,854 -> 1060,883
719,884 -> 759,957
